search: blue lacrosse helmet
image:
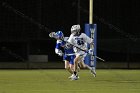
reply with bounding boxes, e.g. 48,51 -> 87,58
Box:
55,31 -> 64,39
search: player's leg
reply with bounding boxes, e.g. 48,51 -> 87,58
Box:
67,63 -> 74,79
63,55 -> 73,75
78,54 -> 96,77
74,55 -> 80,72
68,55 -> 80,79
82,54 -> 96,77
69,55 -> 75,72
71,53 -> 83,80
64,60 -> 73,74
79,60 -> 92,70
77,53 -> 91,69
71,50 -> 87,80
90,66 -> 96,77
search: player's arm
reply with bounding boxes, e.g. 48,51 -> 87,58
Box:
82,33 -> 94,55
55,40 -> 63,56
82,33 -> 93,44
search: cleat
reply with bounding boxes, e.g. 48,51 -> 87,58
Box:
71,75 -> 78,80
69,74 -> 79,79
68,74 -> 74,79
71,74 -> 79,80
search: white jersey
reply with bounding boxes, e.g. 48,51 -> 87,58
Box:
68,33 -> 93,53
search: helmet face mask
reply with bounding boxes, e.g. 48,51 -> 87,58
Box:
71,29 -> 80,36
71,24 -> 81,36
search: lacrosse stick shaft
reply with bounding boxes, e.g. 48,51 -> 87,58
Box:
95,56 -> 105,62
68,42 -> 105,62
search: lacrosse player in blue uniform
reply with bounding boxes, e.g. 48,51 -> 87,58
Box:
49,31 -> 77,78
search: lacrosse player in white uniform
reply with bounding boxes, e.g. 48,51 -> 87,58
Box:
68,24 -> 96,80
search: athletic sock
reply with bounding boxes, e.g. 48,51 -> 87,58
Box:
74,71 -> 77,75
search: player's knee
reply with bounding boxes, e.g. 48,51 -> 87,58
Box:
80,65 -> 84,68
70,66 -> 74,70
74,58 -> 79,64
80,63 -> 86,68
80,65 -> 86,68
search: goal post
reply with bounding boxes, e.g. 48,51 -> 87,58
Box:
84,0 -> 97,68
85,24 -> 97,67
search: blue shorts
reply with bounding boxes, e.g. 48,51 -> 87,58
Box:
63,55 -> 75,65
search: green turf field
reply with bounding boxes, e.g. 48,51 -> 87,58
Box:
0,69 -> 140,93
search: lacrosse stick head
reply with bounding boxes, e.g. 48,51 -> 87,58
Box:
49,32 -> 56,38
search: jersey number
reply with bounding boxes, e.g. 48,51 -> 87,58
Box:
76,38 -> 84,45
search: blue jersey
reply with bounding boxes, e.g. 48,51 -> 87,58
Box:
55,37 -> 75,64
55,37 -> 74,55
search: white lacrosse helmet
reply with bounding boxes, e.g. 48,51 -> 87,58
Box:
71,24 -> 81,35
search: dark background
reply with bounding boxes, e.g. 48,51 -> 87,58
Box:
0,0 -> 140,64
